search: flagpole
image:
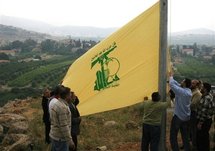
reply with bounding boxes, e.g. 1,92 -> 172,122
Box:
158,0 -> 168,151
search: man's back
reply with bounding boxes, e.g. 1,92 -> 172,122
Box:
190,88 -> 202,112
49,98 -> 71,141
169,77 -> 192,121
143,100 -> 169,126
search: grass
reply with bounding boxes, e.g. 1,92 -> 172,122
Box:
28,100 -> 50,151
75,104 -> 143,150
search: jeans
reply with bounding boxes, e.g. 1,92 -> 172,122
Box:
141,123 -> 161,151
170,115 -> 190,151
196,118 -> 212,151
51,139 -> 69,151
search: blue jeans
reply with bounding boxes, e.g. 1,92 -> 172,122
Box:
141,123 -> 161,151
51,139 -> 69,151
170,115 -> 190,151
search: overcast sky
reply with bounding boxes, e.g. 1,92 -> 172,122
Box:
0,0 -> 215,32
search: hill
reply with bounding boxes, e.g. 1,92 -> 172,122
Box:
0,24 -> 53,43
1,15 -> 117,38
2,16 -> 215,45
170,28 -> 215,45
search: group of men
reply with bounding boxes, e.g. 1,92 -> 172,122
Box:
141,72 -> 215,151
40,73 -> 214,151
42,85 -> 81,151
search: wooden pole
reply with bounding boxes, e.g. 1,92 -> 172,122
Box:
158,0 -> 168,151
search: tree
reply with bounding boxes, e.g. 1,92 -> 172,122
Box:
0,53 -> 9,60
212,55 -> 215,65
0,43 -> 12,50
76,48 -> 86,56
21,39 -> 37,52
34,55 -> 41,60
41,39 -> 56,52
75,39 -> 81,47
193,43 -> 198,56
11,40 -> 23,49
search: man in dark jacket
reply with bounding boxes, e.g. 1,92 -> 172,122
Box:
41,88 -> 51,144
68,92 -> 81,151
196,82 -> 214,151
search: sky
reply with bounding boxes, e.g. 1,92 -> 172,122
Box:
0,0 -> 215,32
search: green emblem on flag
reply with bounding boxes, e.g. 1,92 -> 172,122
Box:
91,42 -> 120,91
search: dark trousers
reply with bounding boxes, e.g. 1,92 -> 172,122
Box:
141,123 -> 161,151
51,139 -> 69,151
190,111 -> 197,149
196,118 -> 212,151
44,122 -> 51,144
70,135 -> 77,151
170,115 -> 190,151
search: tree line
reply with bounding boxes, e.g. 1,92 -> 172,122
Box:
0,38 -> 98,54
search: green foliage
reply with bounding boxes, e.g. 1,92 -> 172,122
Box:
0,53 -> 9,60
212,55 -> 215,65
0,55 -> 73,86
8,60 -> 72,87
0,55 -> 76,106
0,37 -> 97,106
0,88 -> 41,106
41,39 -> 56,52
11,40 -> 23,49
175,56 -> 215,84
21,39 -> 37,52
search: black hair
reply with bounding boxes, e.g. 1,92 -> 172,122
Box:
53,85 -> 64,96
169,89 -> 175,100
50,91 -> 55,97
203,82 -> 211,92
74,97 -> 80,106
151,92 -> 161,102
184,78 -> 191,88
60,87 -> 71,99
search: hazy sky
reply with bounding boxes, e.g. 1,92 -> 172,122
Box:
0,0 -> 215,32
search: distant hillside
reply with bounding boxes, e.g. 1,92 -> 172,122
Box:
170,28 -> 215,45
0,24 -> 52,43
1,15 -> 215,45
1,15 -> 117,38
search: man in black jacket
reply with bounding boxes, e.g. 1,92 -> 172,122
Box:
68,92 -> 81,151
41,88 -> 51,144
196,83 -> 214,151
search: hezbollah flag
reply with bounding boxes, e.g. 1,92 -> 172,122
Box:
63,1 -> 160,116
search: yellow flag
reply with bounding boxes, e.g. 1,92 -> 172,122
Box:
63,2 -> 160,116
